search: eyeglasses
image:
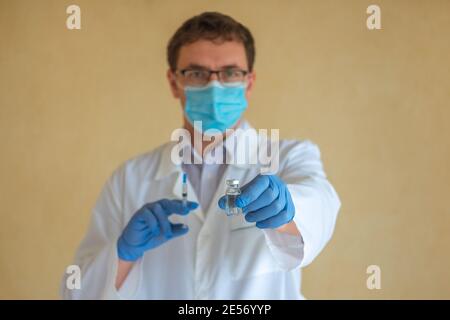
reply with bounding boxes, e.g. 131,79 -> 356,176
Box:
176,68 -> 249,87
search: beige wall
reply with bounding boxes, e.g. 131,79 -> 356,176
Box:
1,0 -> 449,299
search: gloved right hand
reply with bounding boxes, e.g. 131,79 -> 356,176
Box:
117,199 -> 198,262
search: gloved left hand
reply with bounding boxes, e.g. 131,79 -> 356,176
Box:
218,174 -> 295,229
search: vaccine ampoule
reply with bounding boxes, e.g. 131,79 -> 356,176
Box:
225,179 -> 242,216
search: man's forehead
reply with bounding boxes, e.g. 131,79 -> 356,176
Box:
177,39 -> 248,70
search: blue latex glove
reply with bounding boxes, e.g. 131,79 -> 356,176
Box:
218,175 -> 295,229
117,199 -> 198,261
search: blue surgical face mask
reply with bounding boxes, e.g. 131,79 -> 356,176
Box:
184,80 -> 248,133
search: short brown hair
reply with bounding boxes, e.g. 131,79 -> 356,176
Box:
167,12 -> 255,72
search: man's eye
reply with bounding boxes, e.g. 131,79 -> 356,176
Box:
224,70 -> 234,77
190,71 -> 206,78
224,70 -> 240,78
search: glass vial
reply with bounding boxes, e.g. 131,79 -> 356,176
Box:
225,179 -> 242,216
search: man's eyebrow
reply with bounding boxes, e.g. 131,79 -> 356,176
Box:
183,63 -> 242,70
184,63 -> 209,70
220,64 -> 241,69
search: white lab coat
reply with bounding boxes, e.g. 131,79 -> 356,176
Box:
61,122 -> 341,299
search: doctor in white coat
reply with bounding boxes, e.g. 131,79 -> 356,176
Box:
61,11 -> 340,300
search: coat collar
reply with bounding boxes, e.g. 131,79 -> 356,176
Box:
154,119 -> 259,181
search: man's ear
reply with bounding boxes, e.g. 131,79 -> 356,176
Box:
245,71 -> 256,99
167,69 -> 181,99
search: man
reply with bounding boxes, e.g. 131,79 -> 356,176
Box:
61,11 -> 340,299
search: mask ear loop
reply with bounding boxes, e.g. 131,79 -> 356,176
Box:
176,80 -> 185,91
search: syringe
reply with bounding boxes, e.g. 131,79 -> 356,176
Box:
182,172 -> 188,208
